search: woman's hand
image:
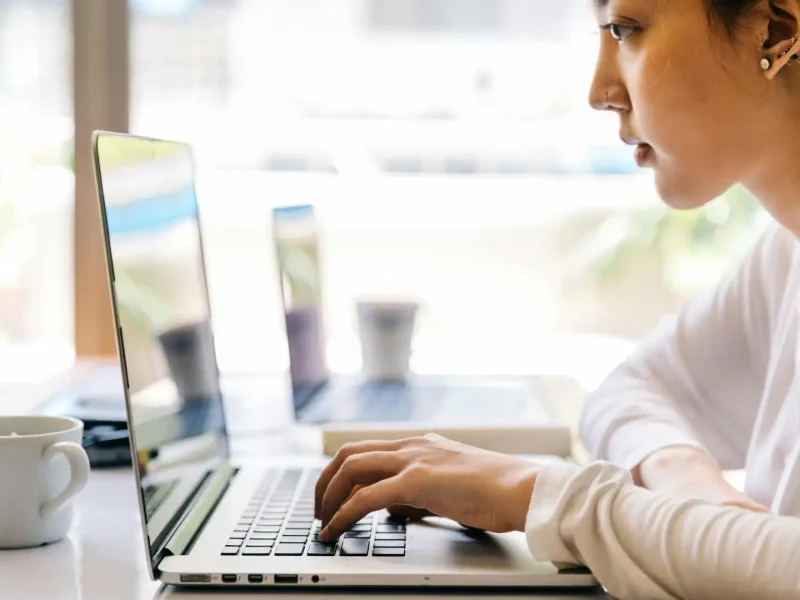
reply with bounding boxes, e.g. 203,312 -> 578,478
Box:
635,446 -> 770,512
314,434 -> 539,542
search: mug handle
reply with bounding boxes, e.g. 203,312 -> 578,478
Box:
40,442 -> 91,518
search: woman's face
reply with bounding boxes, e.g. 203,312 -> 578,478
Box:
589,0 -> 774,209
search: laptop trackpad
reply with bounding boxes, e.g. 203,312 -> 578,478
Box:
406,518 -> 547,572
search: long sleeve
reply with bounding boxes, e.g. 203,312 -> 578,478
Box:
580,224 -> 791,471
526,462 -> 800,600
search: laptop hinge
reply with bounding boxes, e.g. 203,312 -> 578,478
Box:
162,463 -> 238,558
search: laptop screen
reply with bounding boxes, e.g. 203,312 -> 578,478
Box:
93,133 -> 229,564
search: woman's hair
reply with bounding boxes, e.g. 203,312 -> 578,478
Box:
705,0 -> 761,38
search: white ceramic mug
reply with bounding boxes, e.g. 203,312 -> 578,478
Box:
0,415 -> 90,549
356,300 -> 420,382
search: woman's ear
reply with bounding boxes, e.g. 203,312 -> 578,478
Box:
757,0 -> 800,79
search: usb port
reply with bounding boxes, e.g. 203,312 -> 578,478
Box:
274,574 -> 299,584
222,574 -> 237,583
180,574 -> 211,583
248,574 -> 264,584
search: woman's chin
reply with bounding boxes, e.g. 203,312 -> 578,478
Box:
653,171 -> 716,211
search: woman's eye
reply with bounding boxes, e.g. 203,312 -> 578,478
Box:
606,23 -> 637,42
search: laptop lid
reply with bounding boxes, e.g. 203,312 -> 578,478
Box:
92,132 -> 235,578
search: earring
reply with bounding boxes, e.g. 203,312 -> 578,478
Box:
761,57 -> 771,70
778,37 -> 798,61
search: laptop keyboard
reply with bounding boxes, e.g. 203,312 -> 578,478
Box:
221,469 -> 407,558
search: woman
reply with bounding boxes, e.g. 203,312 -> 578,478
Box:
315,0 -> 800,597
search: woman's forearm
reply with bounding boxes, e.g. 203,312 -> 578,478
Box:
526,462 -> 799,600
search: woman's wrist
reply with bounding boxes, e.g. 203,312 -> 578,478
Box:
501,461 -> 541,532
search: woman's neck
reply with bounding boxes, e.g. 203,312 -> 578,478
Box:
742,98 -> 800,237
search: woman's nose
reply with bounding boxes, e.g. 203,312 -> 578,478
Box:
589,82 -> 629,113
588,55 -> 630,113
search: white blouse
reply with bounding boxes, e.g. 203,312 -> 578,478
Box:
524,223 -> 800,599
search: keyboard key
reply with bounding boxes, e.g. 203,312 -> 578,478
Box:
377,524 -> 405,533
280,536 -> 309,544
245,540 -> 274,547
307,542 -> 337,556
341,538 -> 370,556
373,540 -> 405,548
288,518 -> 315,525
221,546 -> 240,556
256,520 -> 284,527
226,539 -> 244,547
228,533 -> 247,540
284,528 -> 311,536
233,528 -> 250,534
344,531 -> 370,539
349,524 -> 373,532
275,543 -> 305,556
375,533 -> 406,541
250,533 -> 278,541
373,547 -> 405,557
381,515 -> 407,524
254,526 -> 281,533
242,548 -> 272,556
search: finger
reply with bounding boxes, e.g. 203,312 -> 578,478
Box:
387,505 -> 435,521
321,451 -> 403,526
319,475 -> 410,541
314,439 -> 407,518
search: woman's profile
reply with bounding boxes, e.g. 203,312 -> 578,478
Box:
315,1 -> 800,598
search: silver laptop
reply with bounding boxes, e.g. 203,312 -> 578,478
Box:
91,131 -> 597,589
271,203 -> 558,427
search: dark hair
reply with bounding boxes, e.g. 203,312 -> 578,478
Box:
705,0 -> 760,38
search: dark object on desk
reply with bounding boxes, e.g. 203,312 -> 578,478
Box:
36,364 -> 133,467
82,424 -> 133,468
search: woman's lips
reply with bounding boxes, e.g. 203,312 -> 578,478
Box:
634,143 -> 653,167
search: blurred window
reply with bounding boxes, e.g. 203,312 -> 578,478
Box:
130,0 -> 766,387
0,0 -> 74,382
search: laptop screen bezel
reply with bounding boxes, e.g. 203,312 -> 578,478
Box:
91,130 -> 232,579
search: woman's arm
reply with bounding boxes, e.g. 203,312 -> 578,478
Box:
527,461 -> 800,600
312,435 -> 795,599
580,225 -> 792,499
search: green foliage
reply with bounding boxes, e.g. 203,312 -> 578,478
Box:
570,184 -> 764,296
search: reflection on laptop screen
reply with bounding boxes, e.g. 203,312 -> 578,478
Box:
94,134 -> 228,560
272,205 -> 329,411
